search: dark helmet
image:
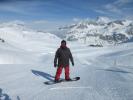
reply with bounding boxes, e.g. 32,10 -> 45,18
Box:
61,40 -> 66,45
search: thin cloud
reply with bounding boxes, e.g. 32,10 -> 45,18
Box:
94,0 -> 133,19
0,4 -> 28,15
28,19 -> 72,32
0,0 -> 46,15
94,9 -> 110,15
104,3 -> 122,14
114,0 -> 133,6
73,18 -> 81,22
104,0 -> 133,13
33,20 -> 49,24
0,5 -> 29,15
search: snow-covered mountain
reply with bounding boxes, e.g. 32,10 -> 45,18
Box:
0,21 -> 60,51
0,21 -> 61,64
60,17 -> 133,46
97,16 -> 111,24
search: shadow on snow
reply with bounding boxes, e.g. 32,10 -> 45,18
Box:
0,88 -> 11,100
31,69 -> 55,81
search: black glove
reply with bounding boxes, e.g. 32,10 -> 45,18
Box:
72,62 -> 74,66
54,63 -> 57,67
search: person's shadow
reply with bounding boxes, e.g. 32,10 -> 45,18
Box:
31,69 -> 55,81
0,88 -> 11,100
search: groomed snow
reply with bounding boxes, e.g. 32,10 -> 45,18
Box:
0,41 -> 133,100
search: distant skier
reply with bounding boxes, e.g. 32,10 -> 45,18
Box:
54,40 -> 74,82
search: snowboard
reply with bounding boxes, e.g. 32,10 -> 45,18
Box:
44,77 -> 80,85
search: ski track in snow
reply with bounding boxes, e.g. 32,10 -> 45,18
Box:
50,86 -> 92,90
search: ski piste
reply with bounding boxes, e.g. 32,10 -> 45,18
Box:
44,77 -> 80,85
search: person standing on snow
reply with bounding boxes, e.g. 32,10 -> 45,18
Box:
54,40 -> 74,82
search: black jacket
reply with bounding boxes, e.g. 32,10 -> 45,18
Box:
54,47 -> 74,67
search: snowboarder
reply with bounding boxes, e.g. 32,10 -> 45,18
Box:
54,40 -> 74,82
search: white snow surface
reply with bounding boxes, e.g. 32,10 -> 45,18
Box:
0,22 -> 133,100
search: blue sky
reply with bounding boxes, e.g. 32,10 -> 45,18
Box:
0,0 -> 133,31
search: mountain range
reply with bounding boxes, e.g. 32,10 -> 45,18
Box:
59,17 -> 133,46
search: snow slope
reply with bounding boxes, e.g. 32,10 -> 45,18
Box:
0,41 -> 133,100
